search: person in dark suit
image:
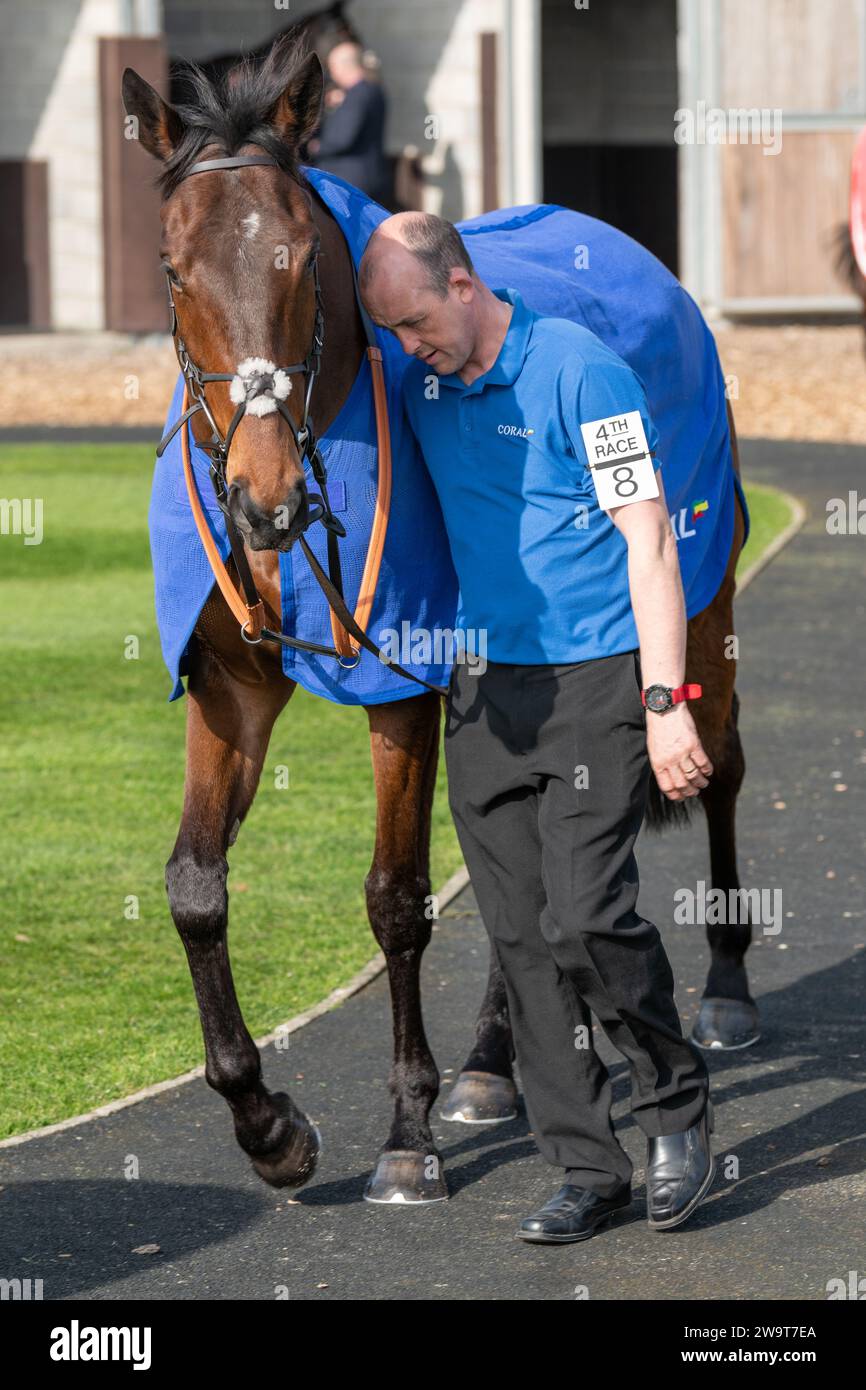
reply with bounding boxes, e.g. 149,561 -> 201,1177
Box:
308,41 -> 391,205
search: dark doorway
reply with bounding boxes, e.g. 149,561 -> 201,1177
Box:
540,0 -> 679,275
0,162 -> 51,329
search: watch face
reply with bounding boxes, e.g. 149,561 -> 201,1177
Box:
645,684 -> 672,713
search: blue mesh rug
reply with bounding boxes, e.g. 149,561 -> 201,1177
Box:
150,167 -> 748,704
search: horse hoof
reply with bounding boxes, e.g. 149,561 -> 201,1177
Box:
439,1070 -> 518,1124
363,1149 -> 449,1204
692,997 -> 761,1051
248,1096 -> 322,1189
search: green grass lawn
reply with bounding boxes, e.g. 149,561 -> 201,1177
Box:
0,445 -> 794,1137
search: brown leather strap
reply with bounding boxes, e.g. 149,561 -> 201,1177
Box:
180,348 -> 393,655
180,388 -> 265,640
327,345 -> 391,658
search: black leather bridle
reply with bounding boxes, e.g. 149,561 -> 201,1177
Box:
154,151 -> 447,694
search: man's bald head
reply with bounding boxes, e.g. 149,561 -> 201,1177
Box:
360,212 -> 474,299
359,212 -> 499,378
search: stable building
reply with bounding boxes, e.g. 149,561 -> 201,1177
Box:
1,0 -> 863,331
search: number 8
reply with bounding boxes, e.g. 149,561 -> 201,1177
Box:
613,465 -> 638,497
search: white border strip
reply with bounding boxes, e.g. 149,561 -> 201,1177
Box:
0,485 -> 804,1152
0,866 -> 470,1149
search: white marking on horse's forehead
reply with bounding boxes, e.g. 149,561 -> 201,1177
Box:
237,211 -> 260,262
241,211 -> 260,240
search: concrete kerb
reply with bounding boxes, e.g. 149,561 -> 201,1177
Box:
734,488 -> 807,595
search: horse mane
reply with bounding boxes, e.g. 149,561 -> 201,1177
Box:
160,32 -> 311,199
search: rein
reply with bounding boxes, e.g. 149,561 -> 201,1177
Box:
157,152 -> 447,697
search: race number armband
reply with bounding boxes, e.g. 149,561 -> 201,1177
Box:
579,410 -> 660,509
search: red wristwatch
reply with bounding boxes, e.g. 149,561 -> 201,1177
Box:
641,683 -> 702,714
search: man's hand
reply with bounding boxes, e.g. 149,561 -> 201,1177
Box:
646,703 -> 713,800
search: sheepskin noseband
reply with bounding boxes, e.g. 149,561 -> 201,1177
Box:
229,358 -> 293,418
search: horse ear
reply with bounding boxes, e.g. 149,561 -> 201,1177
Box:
267,51 -> 325,151
122,68 -> 185,161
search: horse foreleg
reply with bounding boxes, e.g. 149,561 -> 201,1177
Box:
362,692 -> 448,1204
166,644 -> 320,1187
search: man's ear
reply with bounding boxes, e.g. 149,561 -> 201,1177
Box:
450,266 -> 475,301
266,51 -> 325,150
122,69 -> 185,161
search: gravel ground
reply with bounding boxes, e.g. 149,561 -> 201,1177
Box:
0,332 -> 178,430
714,324 -> 866,445
2,324 -> 866,443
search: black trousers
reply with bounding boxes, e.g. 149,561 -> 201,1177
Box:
444,650 -> 709,1197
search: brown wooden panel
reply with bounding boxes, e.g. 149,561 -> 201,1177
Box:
480,31 -> 499,213
720,0 -> 862,112
100,36 -> 168,333
721,130 -> 857,299
0,161 -> 51,328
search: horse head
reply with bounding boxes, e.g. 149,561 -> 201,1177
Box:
123,36 -> 326,552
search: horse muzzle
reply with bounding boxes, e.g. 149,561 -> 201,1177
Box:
227,479 -> 310,552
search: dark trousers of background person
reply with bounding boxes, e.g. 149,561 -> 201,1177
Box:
444,650 -> 709,1198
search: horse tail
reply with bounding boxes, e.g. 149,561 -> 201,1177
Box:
643,779 -> 699,833
831,220 -> 864,294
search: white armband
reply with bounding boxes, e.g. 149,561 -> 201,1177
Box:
580,410 -> 659,509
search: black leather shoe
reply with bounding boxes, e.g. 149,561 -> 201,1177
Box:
646,1099 -> 715,1230
517,1183 -> 632,1244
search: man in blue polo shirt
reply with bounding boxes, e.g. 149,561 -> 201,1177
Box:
359,212 -> 715,1243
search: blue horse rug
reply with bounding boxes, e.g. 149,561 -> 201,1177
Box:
150,166 -> 749,704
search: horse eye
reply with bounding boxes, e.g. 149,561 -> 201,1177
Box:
162,261 -> 182,288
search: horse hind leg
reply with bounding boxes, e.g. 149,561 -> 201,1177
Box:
166,643 -> 320,1188
439,945 -> 518,1125
687,482 -> 760,1050
692,687 -> 760,1050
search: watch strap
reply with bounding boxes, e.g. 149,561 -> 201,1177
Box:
671,683 -> 702,704
641,683 -> 703,708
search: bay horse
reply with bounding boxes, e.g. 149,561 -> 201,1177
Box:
122,35 -> 755,1203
